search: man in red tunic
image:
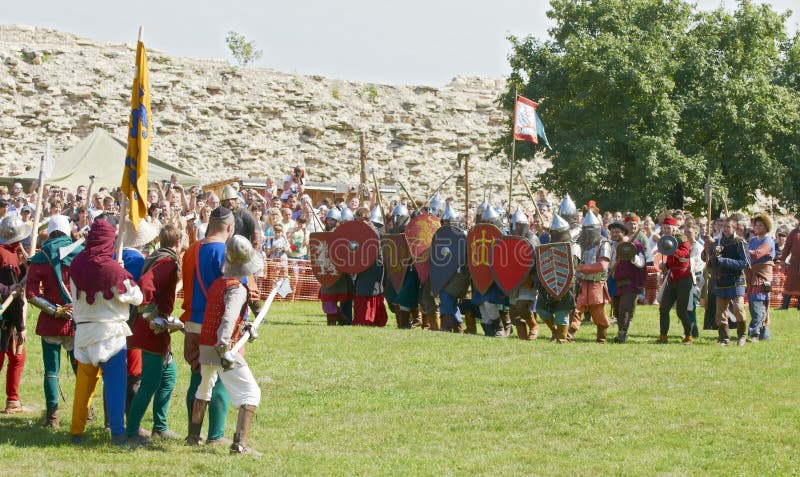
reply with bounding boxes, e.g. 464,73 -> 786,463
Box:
779,214 -> 800,309
189,235 -> 264,455
0,216 -> 30,413
657,216 -> 694,344
126,224 -> 184,442
26,215 -> 82,427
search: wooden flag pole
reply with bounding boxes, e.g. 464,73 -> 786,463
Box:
508,89 -> 518,216
464,154 -> 470,227
359,131 -> 369,200
28,139 -> 50,257
705,171 -> 713,238
117,25 -> 143,263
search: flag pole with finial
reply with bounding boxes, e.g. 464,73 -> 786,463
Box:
508,85 -> 517,217
116,25 -> 144,262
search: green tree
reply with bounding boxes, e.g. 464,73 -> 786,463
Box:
226,31 -> 263,67
499,0 -> 799,214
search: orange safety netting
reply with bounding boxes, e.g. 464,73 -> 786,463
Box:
177,258 -> 322,302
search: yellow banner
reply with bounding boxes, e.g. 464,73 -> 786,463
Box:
121,40 -> 150,230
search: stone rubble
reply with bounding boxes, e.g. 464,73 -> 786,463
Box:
0,24 -> 551,207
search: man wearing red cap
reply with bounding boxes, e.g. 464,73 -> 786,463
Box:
657,216 -> 694,344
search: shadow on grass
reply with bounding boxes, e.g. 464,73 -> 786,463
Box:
0,413 -> 109,449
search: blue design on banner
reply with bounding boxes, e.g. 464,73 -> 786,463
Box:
129,87 -> 149,140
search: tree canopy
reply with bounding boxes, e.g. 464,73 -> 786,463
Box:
498,0 -> 800,215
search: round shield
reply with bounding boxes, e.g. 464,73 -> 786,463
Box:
657,235 -> 678,256
328,220 -> 380,274
617,241 -> 637,261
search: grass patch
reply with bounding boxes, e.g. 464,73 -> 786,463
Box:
1,303 -> 799,476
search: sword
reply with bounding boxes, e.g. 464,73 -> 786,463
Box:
59,225 -> 91,260
228,277 -> 288,358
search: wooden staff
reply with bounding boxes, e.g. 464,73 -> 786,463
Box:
515,170 -> 545,226
359,131 -> 369,200
28,140 -> 50,257
464,154 -> 470,226
371,169 -> 385,219
395,177 -> 418,210
705,172 -> 713,237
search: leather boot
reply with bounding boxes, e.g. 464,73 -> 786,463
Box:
464,311 -> 477,335
422,312 -> 440,331
433,312 -> 442,331
718,324 -> 730,346
567,326 -> 578,342
326,313 -> 338,326
336,312 -> 349,326
737,321 -> 747,346
410,308 -> 423,329
186,398 -> 208,446
501,313 -> 513,337
526,317 -> 539,340
515,323 -> 529,340
230,404 -> 261,456
42,407 -> 59,428
543,319 -> 556,341
453,321 -> 465,334
439,314 -> 453,332
493,319 -> 507,338
596,326 -> 608,344
777,294 -> 790,310
395,310 -> 411,329
555,324 -> 569,344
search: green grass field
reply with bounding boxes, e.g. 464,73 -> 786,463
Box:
1,303 -> 799,476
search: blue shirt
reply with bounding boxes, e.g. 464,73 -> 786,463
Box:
189,242 -> 226,324
121,248 -> 145,281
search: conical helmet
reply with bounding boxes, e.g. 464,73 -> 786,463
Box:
221,184 -> 239,201
557,194 -> 576,217
429,192 -> 446,217
340,207 -> 354,222
370,205 -> 384,226
482,203 -> 501,222
476,195 -> 490,217
582,209 -> 601,227
549,214 -> 570,232
391,204 -> 409,220
511,206 -> 529,226
441,204 -> 459,222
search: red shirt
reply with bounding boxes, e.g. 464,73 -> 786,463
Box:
666,241 -> 692,281
26,261 -> 74,337
128,256 -> 179,355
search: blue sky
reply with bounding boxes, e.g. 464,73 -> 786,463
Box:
5,0 -> 798,85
